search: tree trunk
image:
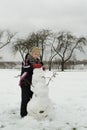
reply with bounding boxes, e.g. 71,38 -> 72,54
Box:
61,61 -> 65,71
48,61 -> 52,71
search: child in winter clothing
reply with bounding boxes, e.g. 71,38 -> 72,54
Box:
19,47 -> 45,118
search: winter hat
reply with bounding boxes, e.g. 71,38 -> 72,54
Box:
30,47 -> 41,56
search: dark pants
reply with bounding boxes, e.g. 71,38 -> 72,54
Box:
20,82 -> 33,117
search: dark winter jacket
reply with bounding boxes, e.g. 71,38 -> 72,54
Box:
19,53 -> 43,86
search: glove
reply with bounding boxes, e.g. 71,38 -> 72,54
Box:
33,63 -> 42,69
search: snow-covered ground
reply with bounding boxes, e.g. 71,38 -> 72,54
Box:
0,69 -> 87,130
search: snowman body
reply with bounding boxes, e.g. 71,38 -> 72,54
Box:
28,68 -> 53,119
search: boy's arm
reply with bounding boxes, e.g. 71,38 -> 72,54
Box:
33,61 -> 46,70
19,72 -> 28,86
22,64 -> 33,72
19,61 -> 33,86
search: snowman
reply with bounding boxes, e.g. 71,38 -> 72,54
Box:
27,67 -> 53,120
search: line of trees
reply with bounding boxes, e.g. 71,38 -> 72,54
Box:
0,29 -> 87,71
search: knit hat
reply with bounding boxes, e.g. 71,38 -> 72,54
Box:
30,47 -> 41,56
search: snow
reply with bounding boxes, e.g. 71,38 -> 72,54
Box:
28,68 -> 53,120
0,69 -> 87,130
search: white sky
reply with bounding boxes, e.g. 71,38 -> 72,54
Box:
0,0 -> 87,36
0,0 -> 87,61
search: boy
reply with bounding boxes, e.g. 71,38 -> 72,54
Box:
19,47 -> 44,117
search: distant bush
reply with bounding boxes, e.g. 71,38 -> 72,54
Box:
0,62 -> 21,69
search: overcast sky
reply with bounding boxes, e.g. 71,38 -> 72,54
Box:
0,0 -> 87,61
0,0 -> 87,36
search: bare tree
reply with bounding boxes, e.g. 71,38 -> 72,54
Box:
12,39 -> 27,61
36,29 -> 51,61
12,29 -> 51,61
48,44 -> 57,71
12,32 -> 38,61
0,30 -> 16,49
27,29 -> 51,61
52,31 -> 86,71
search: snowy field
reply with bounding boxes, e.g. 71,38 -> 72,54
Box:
0,69 -> 87,130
